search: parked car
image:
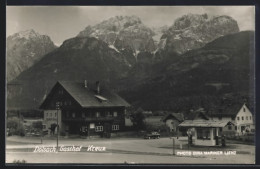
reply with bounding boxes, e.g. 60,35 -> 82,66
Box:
144,131 -> 160,139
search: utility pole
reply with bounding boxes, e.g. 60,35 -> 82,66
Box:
172,137 -> 175,155
56,102 -> 60,152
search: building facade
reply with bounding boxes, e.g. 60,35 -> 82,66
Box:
40,81 -> 130,137
179,112 -> 235,146
162,113 -> 184,133
211,103 -> 254,135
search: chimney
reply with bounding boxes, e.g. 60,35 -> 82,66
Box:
84,80 -> 88,88
96,81 -> 100,94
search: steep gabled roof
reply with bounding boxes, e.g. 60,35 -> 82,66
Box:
210,103 -> 251,117
162,112 -> 184,122
186,111 -> 209,120
40,81 -> 130,109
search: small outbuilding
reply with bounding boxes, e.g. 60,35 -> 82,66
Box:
179,119 -> 235,146
162,112 -> 184,133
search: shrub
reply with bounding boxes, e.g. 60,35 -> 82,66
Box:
13,159 -> 26,163
7,117 -> 25,136
60,131 -> 66,136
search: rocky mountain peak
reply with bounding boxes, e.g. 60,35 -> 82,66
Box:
156,13 -> 240,57
171,13 -> 211,30
77,15 -> 156,62
9,29 -> 42,40
6,29 -> 57,82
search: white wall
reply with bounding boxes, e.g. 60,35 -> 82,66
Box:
235,104 -> 254,134
165,119 -> 179,132
193,128 -> 216,146
43,110 -> 62,134
235,104 -> 253,134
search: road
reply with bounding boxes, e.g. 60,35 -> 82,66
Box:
6,136 -> 255,164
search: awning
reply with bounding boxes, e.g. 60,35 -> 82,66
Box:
178,120 -> 235,128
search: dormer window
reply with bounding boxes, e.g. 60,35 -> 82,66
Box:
243,107 -> 246,112
95,95 -> 108,102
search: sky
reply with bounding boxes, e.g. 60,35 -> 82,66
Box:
6,6 -> 255,46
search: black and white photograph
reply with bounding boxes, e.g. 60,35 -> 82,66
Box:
5,6 -> 255,164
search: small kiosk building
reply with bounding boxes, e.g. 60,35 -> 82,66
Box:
179,119 -> 234,146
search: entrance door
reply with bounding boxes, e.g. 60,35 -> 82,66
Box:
69,122 -> 80,134
104,123 -> 111,138
80,125 -> 88,136
241,126 -> 245,133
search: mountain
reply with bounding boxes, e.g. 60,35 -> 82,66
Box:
6,29 -> 57,82
154,14 -> 240,61
151,25 -> 169,46
7,31 -> 254,113
118,31 -> 254,112
77,15 -> 156,65
7,14 -> 253,114
77,14 -> 240,65
7,36 -> 131,109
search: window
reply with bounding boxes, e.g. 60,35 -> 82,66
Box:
250,116 -> 252,120
46,112 -> 48,117
95,126 -> 103,132
55,113 -> 57,117
235,126 -> 237,130
72,112 -> 76,118
243,107 -> 246,112
237,117 -> 240,121
242,116 -> 244,120
113,112 -> 118,117
197,128 -> 210,140
112,125 -> 119,131
246,116 -> 248,120
96,112 -> 100,118
90,123 -> 95,129
42,124 -> 46,129
106,112 -> 112,117
82,112 -> 85,118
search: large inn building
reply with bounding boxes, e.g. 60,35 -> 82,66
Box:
40,80 -> 130,137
